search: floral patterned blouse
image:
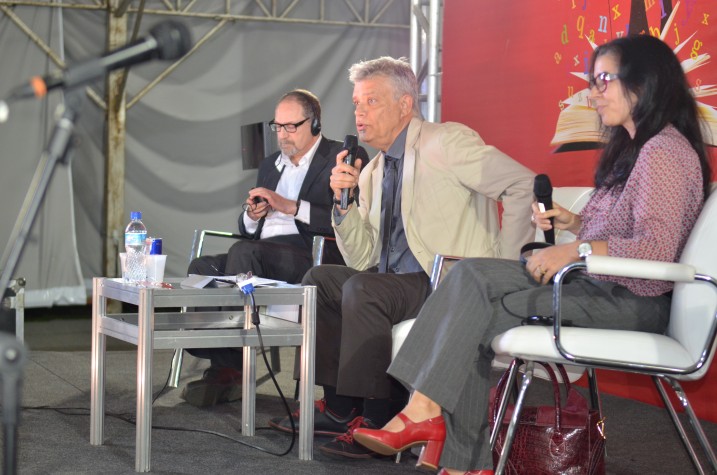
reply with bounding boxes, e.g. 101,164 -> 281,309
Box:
578,125 -> 705,296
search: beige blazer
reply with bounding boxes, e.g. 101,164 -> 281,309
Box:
334,117 -> 535,274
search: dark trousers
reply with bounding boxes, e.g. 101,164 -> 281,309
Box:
187,234 -> 314,369
189,233 -> 314,284
299,264 -> 431,399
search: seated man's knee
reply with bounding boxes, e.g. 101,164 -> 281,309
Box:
302,265 -> 327,285
343,273 -> 381,304
227,239 -> 256,256
301,264 -> 351,288
188,258 -> 202,275
188,254 -> 228,275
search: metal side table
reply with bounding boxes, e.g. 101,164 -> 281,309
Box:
89,277 -> 316,472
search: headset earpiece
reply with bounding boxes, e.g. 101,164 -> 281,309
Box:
310,116 -> 321,136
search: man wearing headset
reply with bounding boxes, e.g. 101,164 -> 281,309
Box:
182,89 -> 360,407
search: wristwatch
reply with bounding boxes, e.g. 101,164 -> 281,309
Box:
333,195 -> 355,206
577,241 -> 593,260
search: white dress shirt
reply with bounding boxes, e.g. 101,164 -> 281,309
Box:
242,136 -> 321,238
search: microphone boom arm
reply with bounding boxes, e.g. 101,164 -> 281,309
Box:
0,89 -> 85,304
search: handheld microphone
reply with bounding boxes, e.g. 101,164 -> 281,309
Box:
3,20 -> 191,102
534,174 -> 555,244
340,134 -> 358,210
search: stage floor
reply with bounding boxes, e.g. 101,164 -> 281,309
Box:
7,308 -> 717,474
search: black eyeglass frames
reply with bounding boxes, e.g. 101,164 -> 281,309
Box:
269,117 -> 310,133
589,72 -> 620,93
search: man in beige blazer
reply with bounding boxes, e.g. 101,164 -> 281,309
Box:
269,56 -> 536,459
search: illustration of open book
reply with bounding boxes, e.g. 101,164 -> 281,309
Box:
551,5 -> 717,153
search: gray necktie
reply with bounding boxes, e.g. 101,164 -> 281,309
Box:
378,155 -> 398,273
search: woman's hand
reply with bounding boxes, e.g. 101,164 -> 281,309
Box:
531,201 -> 582,235
525,242 -> 580,285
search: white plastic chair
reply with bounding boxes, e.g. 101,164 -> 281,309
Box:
491,191 -> 717,475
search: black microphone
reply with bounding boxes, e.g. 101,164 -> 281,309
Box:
534,174 -> 555,244
4,20 -> 191,102
340,134 -> 359,210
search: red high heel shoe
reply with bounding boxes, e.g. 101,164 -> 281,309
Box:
353,412 -> 446,469
437,470 -> 494,475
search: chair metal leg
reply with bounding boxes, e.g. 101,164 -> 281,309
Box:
586,368 -> 607,457
490,359 -> 521,450
257,346 -> 283,387
655,376 -> 717,475
495,361 -> 535,475
587,368 -> 602,416
270,346 -> 281,372
168,349 -> 184,388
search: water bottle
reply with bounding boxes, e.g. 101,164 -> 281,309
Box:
124,211 -> 147,283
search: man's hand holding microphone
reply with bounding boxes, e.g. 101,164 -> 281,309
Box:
331,135 -> 365,215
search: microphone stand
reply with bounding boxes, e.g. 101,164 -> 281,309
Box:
0,88 -> 83,474
0,87 -> 84,311
0,334 -> 27,475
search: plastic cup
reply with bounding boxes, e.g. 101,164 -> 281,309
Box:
146,254 -> 167,284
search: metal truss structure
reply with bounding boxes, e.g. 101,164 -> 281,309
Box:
0,0 -> 410,28
0,1 -> 415,109
409,0 -> 442,122
0,0 -> 442,117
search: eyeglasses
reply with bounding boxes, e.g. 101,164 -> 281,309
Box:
269,117 -> 310,133
589,72 -> 620,93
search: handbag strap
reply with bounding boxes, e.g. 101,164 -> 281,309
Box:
520,241 -> 554,254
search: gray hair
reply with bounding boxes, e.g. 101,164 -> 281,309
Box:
348,56 -> 422,118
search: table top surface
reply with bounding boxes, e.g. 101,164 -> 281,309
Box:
95,277 -> 313,313
99,277 -> 305,294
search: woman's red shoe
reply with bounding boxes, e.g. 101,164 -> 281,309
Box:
353,412 -> 446,469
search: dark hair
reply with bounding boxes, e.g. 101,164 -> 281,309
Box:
280,89 -> 321,122
590,35 -> 711,198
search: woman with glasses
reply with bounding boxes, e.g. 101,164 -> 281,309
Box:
351,35 -> 712,475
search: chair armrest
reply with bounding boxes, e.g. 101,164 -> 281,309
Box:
189,229 -> 242,262
551,258 -> 716,371
586,255 -> 696,282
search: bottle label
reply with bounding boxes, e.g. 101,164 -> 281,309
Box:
125,232 -> 147,246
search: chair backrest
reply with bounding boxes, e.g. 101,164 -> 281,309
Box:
535,187 -> 593,244
667,191 -> 717,379
311,236 -> 341,266
189,229 -> 242,263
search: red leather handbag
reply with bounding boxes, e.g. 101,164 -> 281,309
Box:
489,362 -> 606,475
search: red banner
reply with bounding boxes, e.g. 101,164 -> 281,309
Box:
443,0 -> 717,420
443,0 -> 717,185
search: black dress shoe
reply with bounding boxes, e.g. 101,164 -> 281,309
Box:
319,416 -> 387,459
180,366 -> 242,407
268,399 -> 360,437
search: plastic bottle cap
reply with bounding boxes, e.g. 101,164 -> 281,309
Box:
130,211 -> 142,220
0,101 -> 8,123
